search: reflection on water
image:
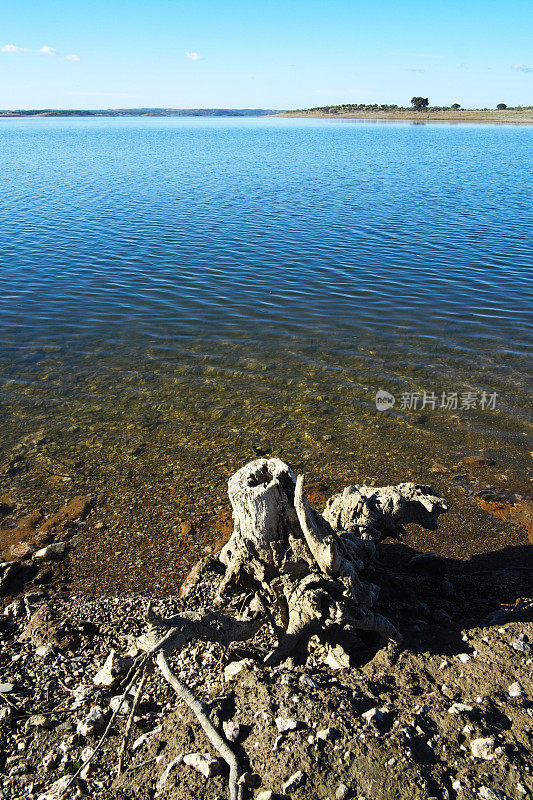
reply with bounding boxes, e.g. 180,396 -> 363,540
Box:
0,118 -> 531,591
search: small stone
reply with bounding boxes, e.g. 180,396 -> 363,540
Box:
448,703 -> 474,715
478,789 -> 512,800
33,542 -> 68,561
336,784 -> 350,800
362,707 -> 382,724
76,705 -> 105,737
223,659 -> 254,682
461,456 -> 495,468
0,682 -> 14,693
508,681 -> 525,698
110,694 -> 133,715
238,772 -> 261,788
183,752 -> 223,778
93,650 -> 126,686
299,674 -> 318,689
283,770 -> 307,793
324,644 -> 350,669
512,639 -> 532,655
471,736 -> 496,760
275,717 -> 298,734
25,714 -> 50,731
256,792 -> 275,800
42,752 -> 58,773
222,720 -> 240,742
80,747 -> 94,762
35,644 -> 55,659
458,653 -> 471,663
37,776 -> 72,800
316,727 -> 338,742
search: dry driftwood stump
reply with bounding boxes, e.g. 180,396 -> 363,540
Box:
134,458 -> 448,800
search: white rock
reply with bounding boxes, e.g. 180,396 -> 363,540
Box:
80,747 -> 94,763
33,542 -> 68,561
336,784 -> 350,800
223,720 -> 240,742
35,644 -> 55,659
275,716 -> 298,733
256,792 -> 275,800
471,736 -> 495,760
110,694 -> 133,714
478,788 -> 512,800
448,703 -> 474,714
508,681 -> 524,698
37,776 -> 73,800
283,770 -> 307,792
183,752 -> 223,778
362,707 -> 382,724
223,658 -> 254,681
316,727 -> 337,742
458,653 -> 471,663
93,650 -> 126,686
76,705 -> 105,737
69,684 -> 98,709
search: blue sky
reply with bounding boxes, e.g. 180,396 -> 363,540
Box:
1,0 -> 532,109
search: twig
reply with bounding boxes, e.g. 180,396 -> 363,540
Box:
155,650 -> 243,800
117,666 -> 147,774
58,657 -> 147,798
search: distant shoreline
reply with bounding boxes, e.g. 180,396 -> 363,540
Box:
0,108 -> 281,119
279,109 -> 533,124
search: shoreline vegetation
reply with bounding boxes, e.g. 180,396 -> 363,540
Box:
280,106 -> 533,124
1,106 -> 533,123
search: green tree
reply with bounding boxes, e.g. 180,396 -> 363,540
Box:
496,103 -> 507,110
411,96 -> 429,111
451,103 -> 461,110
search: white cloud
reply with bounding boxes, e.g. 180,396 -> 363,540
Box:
2,44 -> 25,52
185,51 -> 203,61
512,62 -> 533,73
39,45 -> 57,55
64,54 -> 80,61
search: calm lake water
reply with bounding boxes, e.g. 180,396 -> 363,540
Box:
0,117 -> 531,591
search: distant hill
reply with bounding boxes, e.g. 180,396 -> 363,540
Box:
0,108 -> 282,118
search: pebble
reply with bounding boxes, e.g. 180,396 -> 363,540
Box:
336,783 -> 350,800
317,727 -> 338,742
478,789 -> 512,800
224,658 -> 254,681
42,753 -> 58,773
110,694 -> 133,714
93,650 -> 126,686
37,775 -> 72,800
76,705 -> 105,737
0,682 -> 14,693
222,720 -> 241,742
448,703 -> 474,715
275,716 -> 298,733
512,638 -> 532,655
33,542 -> 68,561
457,653 -> 471,663
256,792 -> 275,800
283,770 -> 307,793
35,644 -> 55,659
183,752 -> 224,778
471,736 -> 496,760
508,681 -> 524,698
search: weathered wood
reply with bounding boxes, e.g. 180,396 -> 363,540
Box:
139,457 -> 448,800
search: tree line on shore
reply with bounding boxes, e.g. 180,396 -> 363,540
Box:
294,101 -> 532,113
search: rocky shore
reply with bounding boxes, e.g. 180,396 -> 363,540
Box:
1,534 -> 531,800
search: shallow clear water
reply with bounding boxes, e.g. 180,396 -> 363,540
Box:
0,117 -> 531,589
